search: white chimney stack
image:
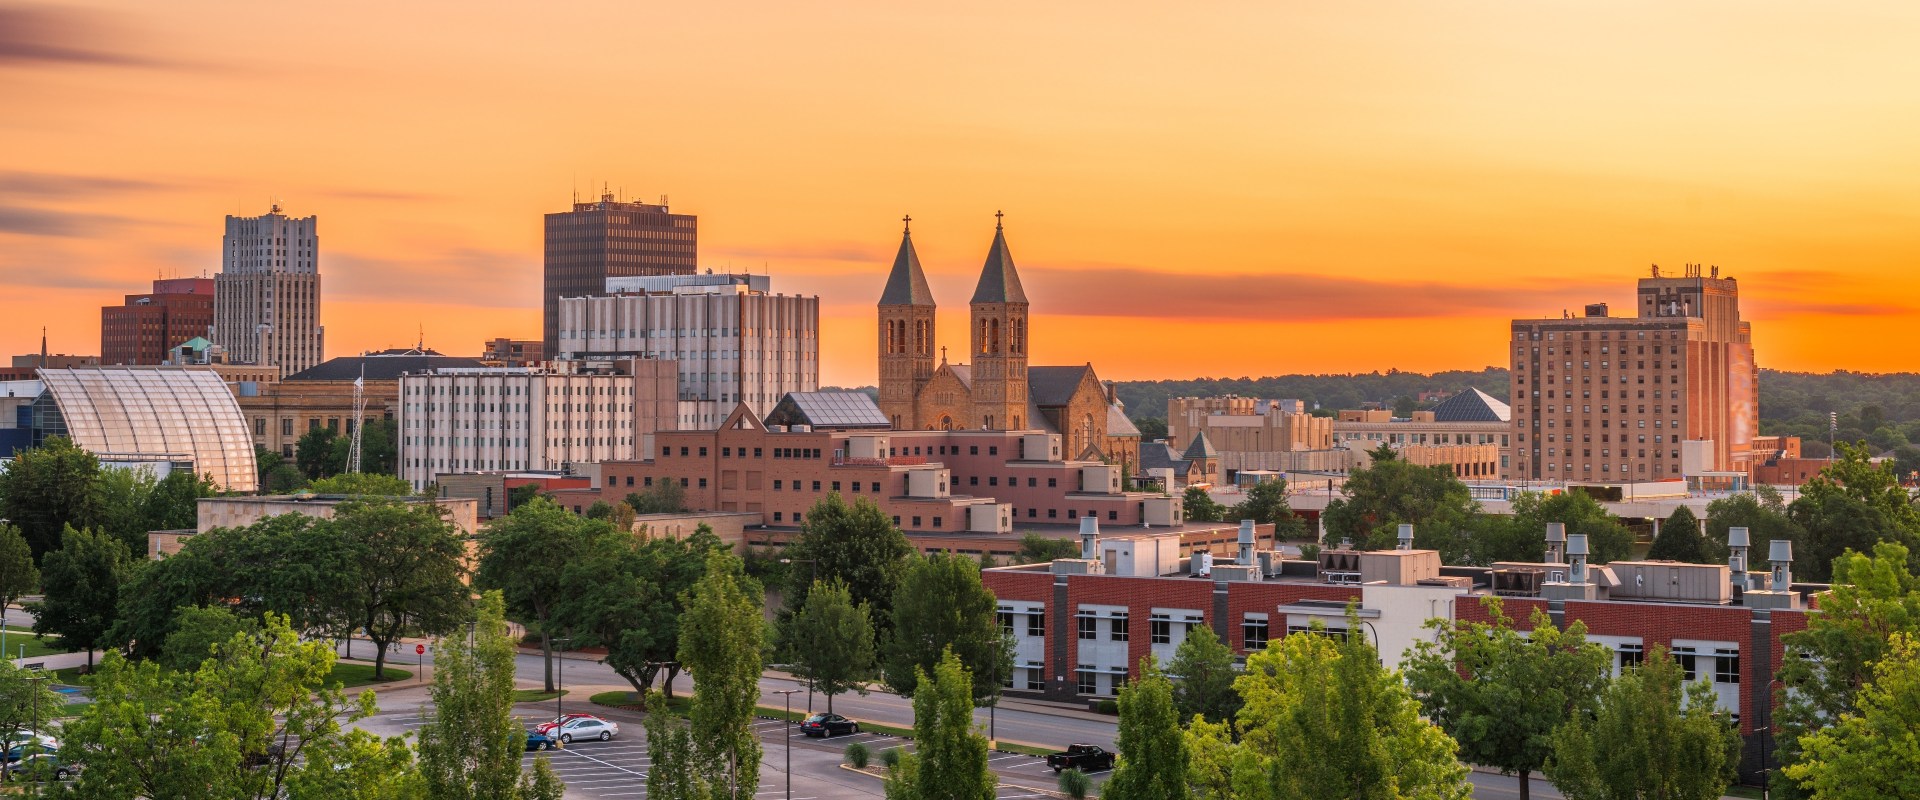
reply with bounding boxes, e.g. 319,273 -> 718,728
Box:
1566,533 -> 1590,585
1238,519 -> 1256,564
1727,526 -> 1751,590
1545,522 -> 1567,563
1769,539 -> 1794,592
1397,523 -> 1414,551
1079,516 -> 1100,561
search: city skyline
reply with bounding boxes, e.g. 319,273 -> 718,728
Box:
7,2 -> 1920,385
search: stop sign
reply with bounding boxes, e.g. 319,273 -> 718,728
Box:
416,644 -> 426,655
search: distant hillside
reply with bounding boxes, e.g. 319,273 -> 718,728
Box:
1111,368 -> 1511,422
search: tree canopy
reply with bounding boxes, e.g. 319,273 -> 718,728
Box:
0,436 -> 106,558
1544,646 -> 1739,800
678,548 -> 766,800
1647,506 -> 1710,563
1321,455 -> 1478,561
881,553 -> 1009,702
783,493 -> 913,619
1785,632 -> 1920,800
1103,656 -> 1188,800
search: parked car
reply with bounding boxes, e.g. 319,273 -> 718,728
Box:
798,713 -> 860,738
4,752 -> 77,782
525,729 -> 557,751
1046,744 -> 1115,773
533,713 -> 603,737
553,717 -> 619,743
2,733 -> 56,753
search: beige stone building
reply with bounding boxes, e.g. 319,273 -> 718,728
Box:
238,352 -> 486,458
1169,396 -> 1332,454
213,206 -> 324,379
1332,390 -> 1512,479
1510,267 -> 1758,483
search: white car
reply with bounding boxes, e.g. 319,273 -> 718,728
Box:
2,733 -> 55,753
553,717 -> 619,743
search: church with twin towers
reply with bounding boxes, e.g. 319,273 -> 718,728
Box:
876,213 -> 1140,473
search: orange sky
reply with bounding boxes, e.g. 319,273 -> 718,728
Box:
5,1 -> 1920,386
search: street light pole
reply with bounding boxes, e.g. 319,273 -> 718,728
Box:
553,637 -> 572,725
780,558 -> 818,712
774,689 -> 800,800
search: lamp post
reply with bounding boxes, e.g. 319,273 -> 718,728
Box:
779,557 -> 818,712
553,637 -> 573,725
774,689 -> 800,800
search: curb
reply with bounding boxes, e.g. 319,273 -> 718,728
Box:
836,763 -> 1078,800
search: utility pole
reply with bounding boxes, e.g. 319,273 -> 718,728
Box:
774,689 -> 800,800
780,557 -> 818,712
554,637 -> 572,725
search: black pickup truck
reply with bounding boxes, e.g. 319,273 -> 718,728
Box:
1046,744 -> 1116,773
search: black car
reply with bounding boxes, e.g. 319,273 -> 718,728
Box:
797,713 -> 860,738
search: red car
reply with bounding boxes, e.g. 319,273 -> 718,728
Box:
533,713 -> 603,736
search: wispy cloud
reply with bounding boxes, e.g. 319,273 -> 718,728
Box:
0,4 -> 173,69
0,171 -> 179,198
327,248 -> 537,308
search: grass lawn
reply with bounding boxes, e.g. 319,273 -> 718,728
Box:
327,663 -> 413,687
511,689 -> 569,703
0,629 -> 64,661
590,690 -> 692,714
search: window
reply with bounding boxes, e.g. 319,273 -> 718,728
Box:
1714,649 -> 1740,684
1242,615 -> 1269,651
774,480 -> 783,490
1027,611 -> 1044,637
1026,671 -> 1043,691
1077,668 -> 1096,695
281,418 -> 294,436
812,481 -> 821,491
698,478 -> 707,488
1048,477 -> 1057,488
253,417 -> 266,436
773,512 -> 782,522
1078,614 -> 1098,640
998,611 -> 1016,635
1677,651 -> 1697,681
1110,612 -> 1129,642
1618,643 -> 1644,671
1150,616 -> 1172,644
698,447 -> 708,457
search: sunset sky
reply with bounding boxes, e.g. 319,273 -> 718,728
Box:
5,1 -> 1919,386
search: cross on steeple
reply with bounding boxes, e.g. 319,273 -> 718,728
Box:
994,209 -> 1004,230
902,214 -> 912,233
941,345 -> 948,364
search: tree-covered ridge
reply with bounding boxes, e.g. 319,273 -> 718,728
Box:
1113,368 -> 1512,423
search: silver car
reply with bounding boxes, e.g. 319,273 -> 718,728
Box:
554,717 -> 619,743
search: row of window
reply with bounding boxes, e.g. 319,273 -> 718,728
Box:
1518,329 -> 1684,342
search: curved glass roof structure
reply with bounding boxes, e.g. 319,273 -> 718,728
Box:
37,367 -> 258,492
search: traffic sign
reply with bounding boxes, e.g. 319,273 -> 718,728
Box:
415,644 -> 426,655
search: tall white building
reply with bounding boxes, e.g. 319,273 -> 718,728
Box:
213,206 -> 323,379
555,273 -> 819,430
397,359 -> 677,491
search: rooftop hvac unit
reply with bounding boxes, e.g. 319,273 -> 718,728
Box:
1491,568 -> 1548,597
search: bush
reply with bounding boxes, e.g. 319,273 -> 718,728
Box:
1094,699 -> 1119,715
844,741 -> 871,769
1058,767 -> 1091,799
1299,543 -> 1321,563
879,747 -> 902,769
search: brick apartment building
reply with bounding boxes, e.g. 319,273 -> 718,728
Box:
101,278 -> 216,365
981,520 -> 1808,782
1510,265 -> 1758,484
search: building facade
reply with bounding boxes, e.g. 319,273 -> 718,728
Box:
481,338 -> 545,366
238,353 -> 486,458
542,191 -> 697,354
397,359 -> 678,490
213,206 -> 324,378
1510,266 -> 1758,482
555,273 -> 820,429
877,217 -> 1137,470
1169,396 -> 1332,454
101,278 -> 216,366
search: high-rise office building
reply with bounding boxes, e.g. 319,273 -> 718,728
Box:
101,278 -> 216,365
542,190 -> 697,354
556,272 -> 819,429
213,206 -> 323,378
1509,265 -> 1758,483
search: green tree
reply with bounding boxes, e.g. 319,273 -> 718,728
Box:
0,659 -> 63,780
584,500 -> 613,519
1704,486 -> 1801,569
1403,598 -> 1612,800
1234,479 -> 1306,540
295,426 -> 345,479
783,493 -> 913,620
788,578 -> 876,714
1503,491 -> 1634,565
1322,456 -> 1477,562
415,591 -> 564,800
1184,716 -> 1235,800
30,525 -> 133,669
327,419 -> 400,477
1202,614 -> 1471,799
554,525 -> 719,697
1167,625 -> 1241,725
96,466 -> 160,555
308,472 -> 414,496
0,524 -> 39,639
678,549 -> 766,800
143,470 -> 217,533
258,446 -> 309,493
57,613 -> 421,799
1544,646 -> 1739,800
1184,486 -> 1226,523
1774,542 -> 1920,798
1784,632 -> 1920,799
1647,506 -> 1709,563
327,500 -> 469,679
897,649 -> 995,800
1103,656 -> 1188,800
160,604 -> 262,672
625,479 -> 687,514
476,497 -> 605,692
1133,417 -> 1168,441
643,691 -> 712,800
507,483 -> 544,512
881,553 -> 1010,702
0,436 -> 105,558
1013,533 -> 1079,564
1788,441 -> 1920,580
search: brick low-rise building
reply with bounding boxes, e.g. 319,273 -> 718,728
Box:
981,521 -> 1811,783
